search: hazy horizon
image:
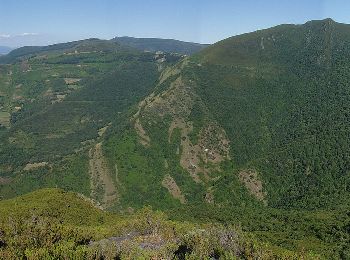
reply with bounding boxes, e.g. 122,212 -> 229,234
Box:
1,0 -> 350,48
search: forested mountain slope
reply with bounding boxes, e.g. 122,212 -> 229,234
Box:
102,18 -> 350,257
112,36 -> 209,55
103,18 -> 350,211
0,39 -> 182,206
192,18 -> 350,209
0,19 -> 349,257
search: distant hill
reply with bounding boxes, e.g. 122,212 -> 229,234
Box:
112,36 -> 209,55
0,37 -> 182,207
0,37 -> 208,63
0,46 -> 12,55
0,38 -> 132,64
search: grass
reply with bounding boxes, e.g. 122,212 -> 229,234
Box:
0,188 -> 318,259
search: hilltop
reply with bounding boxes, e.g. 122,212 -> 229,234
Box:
112,36 -> 209,55
0,38 -> 132,64
0,37 -> 207,64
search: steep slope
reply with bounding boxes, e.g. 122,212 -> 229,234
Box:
112,36 -> 209,55
102,19 -> 350,257
0,40 -> 183,205
1,19 -> 350,257
106,18 -> 350,210
191,18 -> 350,209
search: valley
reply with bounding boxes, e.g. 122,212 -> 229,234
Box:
0,19 -> 349,258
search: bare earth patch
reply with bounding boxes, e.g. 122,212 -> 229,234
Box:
204,187 -> 215,204
89,142 -> 118,209
0,177 -> 11,185
77,193 -> 104,210
134,118 -> 151,147
64,78 -> 81,84
20,60 -> 31,72
170,119 -> 202,183
131,62 -> 231,204
169,118 -> 230,184
161,174 -> 186,204
135,64 -> 231,185
23,162 -> 49,171
239,169 -> 267,205
53,94 -> 66,103
144,76 -> 193,118
98,123 -> 111,137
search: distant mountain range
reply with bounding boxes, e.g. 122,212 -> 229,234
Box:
112,36 -> 209,55
0,38 -> 132,63
0,37 -> 208,63
0,46 -> 12,55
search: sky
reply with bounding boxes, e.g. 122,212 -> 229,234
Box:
1,0 -> 350,48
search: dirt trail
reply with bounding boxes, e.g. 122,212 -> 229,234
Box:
89,142 -> 118,208
134,118 -> 151,147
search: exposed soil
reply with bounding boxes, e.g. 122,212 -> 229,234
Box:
169,118 -> 230,183
133,63 -> 231,199
64,78 -> 81,84
171,118 -> 202,183
98,123 -> 111,137
144,76 -> 193,118
239,169 -> 267,205
23,162 -> 49,171
204,187 -> 215,204
134,118 -> 151,147
0,177 -> 11,185
162,174 -> 186,204
89,142 -> 118,209
20,60 -> 31,72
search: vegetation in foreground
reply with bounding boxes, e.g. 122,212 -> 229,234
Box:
0,188 -> 320,259
1,20 -> 350,259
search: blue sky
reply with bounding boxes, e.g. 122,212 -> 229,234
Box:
0,0 -> 349,47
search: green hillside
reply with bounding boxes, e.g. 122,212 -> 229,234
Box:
102,19 -> 350,257
0,19 -> 350,258
112,36 -> 209,55
0,39 -> 132,64
0,39 -> 183,205
192,18 -> 350,209
0,188 -> 308,259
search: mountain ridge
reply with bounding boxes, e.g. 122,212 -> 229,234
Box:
0,36 -> 208,64
112,36 -> 209,55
